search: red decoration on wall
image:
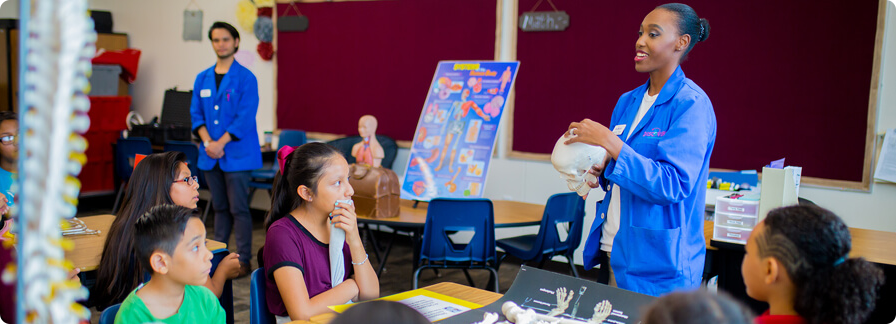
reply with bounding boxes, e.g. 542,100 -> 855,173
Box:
275,0 -> 497,141
257,7 -> 272,17
257,42 -> 274,61
513,0 -> 878,183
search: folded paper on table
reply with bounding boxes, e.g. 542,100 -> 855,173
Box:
758,166 -> 799,220
874,129 -> 896,183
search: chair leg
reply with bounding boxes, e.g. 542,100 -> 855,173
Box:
202,197 -> 212,223
412,266 -> 427,290
488,267 -> 500,292
247,187 -> 256,206
565,255 -> 579,278
537,257 -> 548,269
111,182 -> 126,214
462,269 -> 475,287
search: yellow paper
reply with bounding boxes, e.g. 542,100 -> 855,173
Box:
328,288 -> 482,314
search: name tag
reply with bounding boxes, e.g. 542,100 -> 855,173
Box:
200,89 -> 212,98
612,124 -> 626,135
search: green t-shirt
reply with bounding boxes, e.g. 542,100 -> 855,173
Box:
114,284 -> 225,324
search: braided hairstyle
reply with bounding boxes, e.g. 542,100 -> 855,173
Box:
656,3 -> 710,61
757,205 -> 884,324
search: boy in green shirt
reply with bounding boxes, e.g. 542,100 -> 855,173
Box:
115,205 -> 225,324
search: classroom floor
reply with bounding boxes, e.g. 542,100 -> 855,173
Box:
78,197 -> 598,323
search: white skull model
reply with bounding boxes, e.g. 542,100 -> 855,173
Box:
551,132 -> 608,197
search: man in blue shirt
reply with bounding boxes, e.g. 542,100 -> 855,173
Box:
190,22 -> 262,278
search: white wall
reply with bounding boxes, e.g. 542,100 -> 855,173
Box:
0,1 -> 14,19
0,0 -> 276,143
2,1 -> 894,265
884,1 -> 896,133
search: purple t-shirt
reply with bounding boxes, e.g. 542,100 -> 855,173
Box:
263,216 -> 353,317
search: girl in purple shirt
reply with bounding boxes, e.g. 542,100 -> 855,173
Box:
263,143 -> 379,321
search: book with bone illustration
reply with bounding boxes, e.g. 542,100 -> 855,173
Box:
441,266 -> 656,324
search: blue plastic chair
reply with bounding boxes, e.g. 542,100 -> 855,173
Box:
98,303 -> 121,324
248,130 -> 307,203
112,137 -> 153,214
250,268 -> 276,324
413,198 -> 499,292
326,134 -> 399,169
210,248 -> 236,324
496,192 -> 586,277
164,141 -> 214,222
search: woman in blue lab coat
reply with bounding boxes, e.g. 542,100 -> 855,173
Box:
567,3 -> 716,296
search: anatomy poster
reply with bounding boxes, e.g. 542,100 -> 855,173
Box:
401,61 -> 520,201
441,266 -> 656,324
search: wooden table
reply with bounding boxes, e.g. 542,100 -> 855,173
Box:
64,214 -> 227,271
289,282 -> 503,324
358,199 -> 545,276
848,227 -> 896,265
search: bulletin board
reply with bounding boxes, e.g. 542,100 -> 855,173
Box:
510,0 -> 885,190
275,0 -> 499,143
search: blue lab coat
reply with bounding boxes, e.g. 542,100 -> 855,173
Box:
190,60 -> 262,172
582,66 -> 716,296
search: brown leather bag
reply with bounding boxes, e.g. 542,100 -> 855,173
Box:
348,164 -> 400,218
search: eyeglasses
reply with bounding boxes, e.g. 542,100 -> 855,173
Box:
174,176 -> 199,186
0,135 -> 15,145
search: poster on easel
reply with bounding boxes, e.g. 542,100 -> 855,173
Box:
401,61 -> 520,201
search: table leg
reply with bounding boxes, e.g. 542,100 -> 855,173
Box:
361,223 -> 382,263
411,227 -> 423,272
376,230 -> 399,277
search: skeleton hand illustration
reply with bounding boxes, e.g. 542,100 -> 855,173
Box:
547,287 -> 575,316
474,312 -> 499,324
589,300 -> 612,324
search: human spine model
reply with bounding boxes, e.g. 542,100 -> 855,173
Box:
15,0 -> 95,322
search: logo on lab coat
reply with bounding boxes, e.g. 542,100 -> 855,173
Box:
642,128 -> 666,137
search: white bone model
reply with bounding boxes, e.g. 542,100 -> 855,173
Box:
551,132 -> 608,197
12,0 -> 95,322
474,301 -> 612,324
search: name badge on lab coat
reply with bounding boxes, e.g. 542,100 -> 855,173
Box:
612,124 -> 626,135
200,89 -> 212,98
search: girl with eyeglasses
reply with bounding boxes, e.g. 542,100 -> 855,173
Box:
0,111 -> 18,217
91,151 -> 242,310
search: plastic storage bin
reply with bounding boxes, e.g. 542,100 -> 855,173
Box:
714,211 -> 758,229
713,225 -> 753,244
715,194 -> 760,217
88,96 -> 131,132
80,160 -> 114,193
88,64 -> 123,96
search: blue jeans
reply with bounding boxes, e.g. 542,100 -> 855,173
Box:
203,164 -> 253,264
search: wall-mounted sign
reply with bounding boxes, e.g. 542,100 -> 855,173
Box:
519,11 -> 569,32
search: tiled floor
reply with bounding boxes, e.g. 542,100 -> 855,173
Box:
79,198 -> 597,323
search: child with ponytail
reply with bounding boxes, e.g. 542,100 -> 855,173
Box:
262,143 -> 379,322
741,205 -> 884,324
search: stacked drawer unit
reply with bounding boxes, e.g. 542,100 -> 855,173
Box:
712,193 -> 760,244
